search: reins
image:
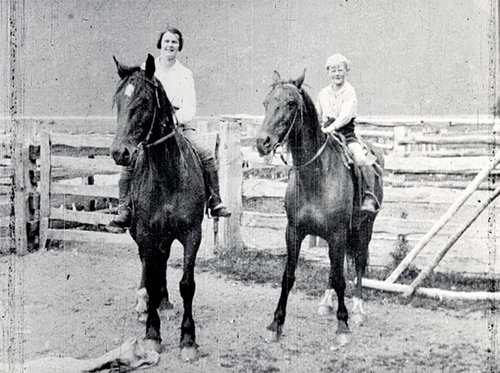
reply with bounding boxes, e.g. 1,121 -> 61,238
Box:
137,78 -> 177,150
272,85 -> 329,170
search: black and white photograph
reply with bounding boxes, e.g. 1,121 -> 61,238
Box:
1,1 -> 499,372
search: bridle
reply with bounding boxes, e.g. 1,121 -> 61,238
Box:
271,84 -> 329,170
137,77 -> 177,150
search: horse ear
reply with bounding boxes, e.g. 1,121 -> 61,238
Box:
145,54 -> 156,79
294,68 -> 306,88
273,70 -> 281,83
113,56 -> 130,79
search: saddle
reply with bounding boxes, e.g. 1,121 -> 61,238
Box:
328,133 -> 382,214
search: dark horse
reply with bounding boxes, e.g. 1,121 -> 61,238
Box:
256,71 -> 383,348
110,54 -> 205,361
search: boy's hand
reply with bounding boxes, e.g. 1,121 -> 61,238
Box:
321,125 -> 336,134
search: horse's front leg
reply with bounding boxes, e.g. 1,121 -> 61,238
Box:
177,227 -> 202,362
136,238 -> 174,322
326,230 -> 352,349
140,242 -> 164,353
267,224 -> 305,342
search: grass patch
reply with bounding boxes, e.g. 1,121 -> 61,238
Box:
192,245 -> 498,312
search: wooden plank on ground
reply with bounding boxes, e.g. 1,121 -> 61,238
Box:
51,184 -> 118,199
47,228 -> 134,245
50,208 -> 115,225
52,156 -> 120,175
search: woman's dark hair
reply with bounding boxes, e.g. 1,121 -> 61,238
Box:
156,27 -> 183,51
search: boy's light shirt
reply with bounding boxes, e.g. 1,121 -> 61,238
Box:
316,81 -> 357,130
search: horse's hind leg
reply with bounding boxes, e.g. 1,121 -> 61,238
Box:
351,219 -> 374,327
178,227 -> 202,362
267,224 -> 305,342
158,239 -> 174,312
326,230 -> 352,349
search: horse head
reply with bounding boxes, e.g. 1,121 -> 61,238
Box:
256,70 -> 306,156
110,54 -> 175,166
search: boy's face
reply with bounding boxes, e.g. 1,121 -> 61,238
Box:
327,64 -> 347,87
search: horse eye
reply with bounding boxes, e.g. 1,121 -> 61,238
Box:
287,101 -> 296,107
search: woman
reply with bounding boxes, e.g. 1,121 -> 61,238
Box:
316,53 -> 379,213
111,27 -> 230,229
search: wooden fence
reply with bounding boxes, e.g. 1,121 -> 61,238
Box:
0,131 -> 14,254
3,116 -> 499,282
36,129 -> 233,251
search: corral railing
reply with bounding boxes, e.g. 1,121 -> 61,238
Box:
37,129 -> 227,250
2,115 -> 499,278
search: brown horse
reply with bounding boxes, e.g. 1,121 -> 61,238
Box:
110,54 -> 205,361
256,71 -> 383,348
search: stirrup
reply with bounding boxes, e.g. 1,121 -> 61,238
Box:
209,203 -> 231,218
360,192 -> 380,214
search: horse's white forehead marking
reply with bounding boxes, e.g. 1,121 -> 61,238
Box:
124,84 -> 134,97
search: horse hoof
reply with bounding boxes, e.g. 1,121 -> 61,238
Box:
143,338 -> 162,354
137,312 -> 148,323
330,333 -> 352,350
318,305 -> 334,316
180,346 -> 200,362
136,288 -> 148,314
351,312 -> 366,327
159,300 -> 174,311
266,330 -> 281,343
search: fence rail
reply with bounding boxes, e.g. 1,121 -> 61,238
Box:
2,116 -> 498,281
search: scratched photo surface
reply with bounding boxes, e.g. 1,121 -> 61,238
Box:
1,1 -> 498,372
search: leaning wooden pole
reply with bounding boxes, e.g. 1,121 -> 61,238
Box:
359,278 -> 500,301
403,185 -> 500,297
385,153 -> 500,283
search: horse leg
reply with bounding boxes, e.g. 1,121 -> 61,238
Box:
327,231 -> 352,349
136,238 -> 173,322
178,227 -> 202,362
351,219 -> 373,327
267,224 -> 305,342
136,259 -> 149,322
158,239 -> 174,312
142,247 -> 163,353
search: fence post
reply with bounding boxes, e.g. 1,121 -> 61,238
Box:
39,132 -> 51,250
393,125 -> 407,157
11,127 -> 27,255
216,118 -> 243,251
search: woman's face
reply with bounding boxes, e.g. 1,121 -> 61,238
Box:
160,31 -> 180,60
327,64 -> 347,87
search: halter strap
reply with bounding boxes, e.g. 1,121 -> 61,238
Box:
138,84 -> 177,149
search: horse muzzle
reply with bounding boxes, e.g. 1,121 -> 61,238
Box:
255,134 -> 275,156
110,142 -> 137,167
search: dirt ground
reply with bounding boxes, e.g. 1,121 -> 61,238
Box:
0,241 -> 495,373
